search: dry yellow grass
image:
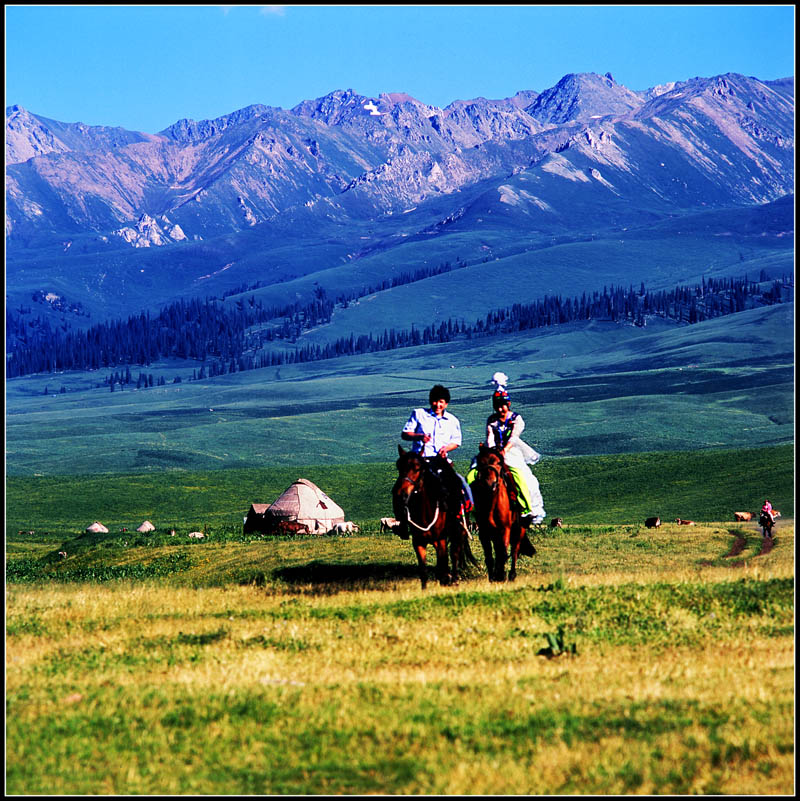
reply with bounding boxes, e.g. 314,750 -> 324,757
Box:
6,521 -> 795,794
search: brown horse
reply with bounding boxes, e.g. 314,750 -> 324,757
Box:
470,445 -> 535,582
759,511 -> 777,538
392,446 -> 464,589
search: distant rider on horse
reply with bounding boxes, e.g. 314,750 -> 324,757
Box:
395,384 -> 473,538
467,372 -> 546,528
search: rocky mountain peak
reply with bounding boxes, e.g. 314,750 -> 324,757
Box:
526,72 -> 644,124
158,104 -> 275,143
5,105 -> 71,165
5,72 -> 793,259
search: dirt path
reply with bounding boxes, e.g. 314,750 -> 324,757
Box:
724,534 -> 748,558
722,527 -> 776,562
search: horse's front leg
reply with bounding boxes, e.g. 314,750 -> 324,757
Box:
433,538 -> 451,586
494,534 -> 508,582
494,526 -> 513,582
413,539 -> 429,589
448,524 -> 462,585
479,532 -> 495,580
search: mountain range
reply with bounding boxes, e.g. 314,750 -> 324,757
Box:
5,71 -> 795,331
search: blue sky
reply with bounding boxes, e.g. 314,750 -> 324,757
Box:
5,5 -> 795,133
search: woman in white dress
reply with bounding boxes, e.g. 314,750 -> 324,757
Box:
469,372 -> 546,526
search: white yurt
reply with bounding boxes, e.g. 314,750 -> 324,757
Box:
266,479 -> 345,534
85,521 -> 109,534
136,520 -> 156,533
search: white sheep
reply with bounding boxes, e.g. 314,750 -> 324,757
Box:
334,521 -> 359,534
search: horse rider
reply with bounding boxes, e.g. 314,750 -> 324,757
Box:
761,499 -> 776,524
467,372 -> 546,528
395,384 -> 473,539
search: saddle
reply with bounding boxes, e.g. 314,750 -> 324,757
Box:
425,456 -> 470,517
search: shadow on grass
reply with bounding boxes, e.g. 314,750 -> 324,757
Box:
262,560 -> 426,588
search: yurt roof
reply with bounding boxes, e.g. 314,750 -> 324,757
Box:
268,479 -> 344,520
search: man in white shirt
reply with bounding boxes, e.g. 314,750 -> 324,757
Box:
401,384 -> 463,458
396,385 -> 472,539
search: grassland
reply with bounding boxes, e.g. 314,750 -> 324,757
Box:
6,513 -> 794,795
5,445 -> 795,536
6,436 -> 796,795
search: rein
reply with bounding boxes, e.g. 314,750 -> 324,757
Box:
477,460 -> 503,494
406,503 -> 440,532
397,460 -> 442,533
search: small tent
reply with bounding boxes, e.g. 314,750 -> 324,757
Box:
85,521 -> 109,534
263,479 -> 345,534
136,520 -> 155,533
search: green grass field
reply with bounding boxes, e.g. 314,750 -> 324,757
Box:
6,509 -> 795,794
5,445 -> 795,538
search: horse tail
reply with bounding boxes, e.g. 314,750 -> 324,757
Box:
462,527 -> 480,566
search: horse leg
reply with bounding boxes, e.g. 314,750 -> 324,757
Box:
413,540 -> 428,589
434,538 -> 451,586
507,521 -> 522,581
479,533 -> 495,580
509,537 -> 519,582
494,532 -> 508,582
448,523 -> 462,585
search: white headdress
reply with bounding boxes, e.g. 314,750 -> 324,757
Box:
491,372 -> 509,392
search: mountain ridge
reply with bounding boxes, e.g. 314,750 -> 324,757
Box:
5,70 -> 794,333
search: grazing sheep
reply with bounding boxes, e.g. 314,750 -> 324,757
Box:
734,512 -> 753,522
550,517 -> 563,528
644,517 -> 661,529
188,531 -> 205,539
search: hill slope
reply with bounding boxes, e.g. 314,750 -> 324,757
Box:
5,302 -> 793,476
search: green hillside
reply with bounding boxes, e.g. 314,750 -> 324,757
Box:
5,445 -> 794,536
228,226 -> 793,344
5,303 -> 793,478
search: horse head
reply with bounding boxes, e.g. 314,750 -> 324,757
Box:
474,444 -> 505,491
394,445 -> 426,505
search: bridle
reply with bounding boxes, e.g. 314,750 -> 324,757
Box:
395,457 -> 442,533
477,456 -> 503,494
